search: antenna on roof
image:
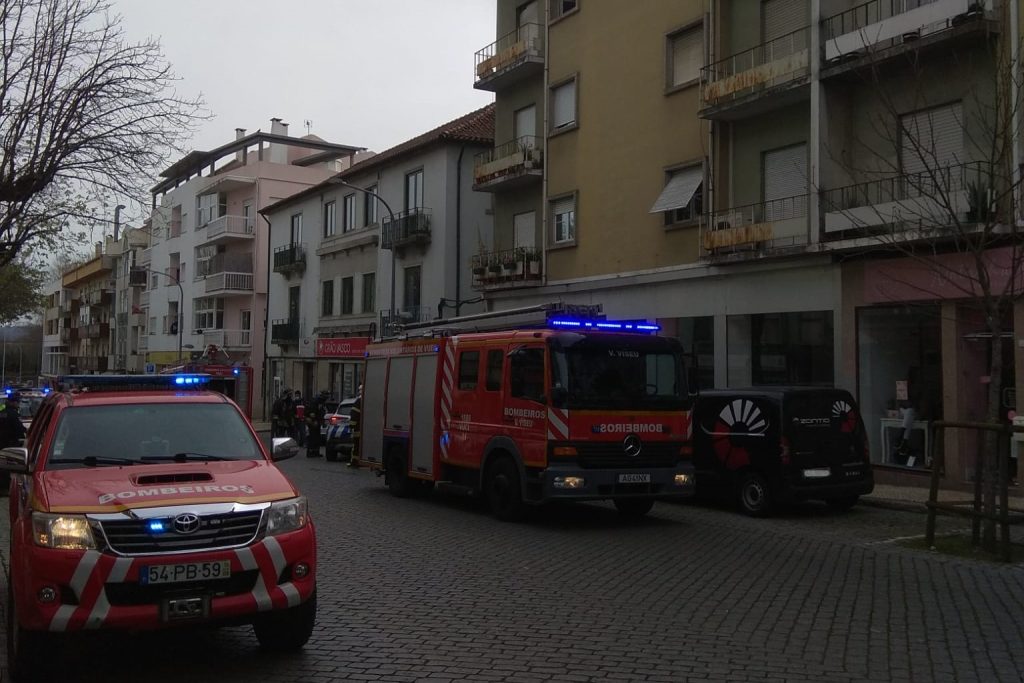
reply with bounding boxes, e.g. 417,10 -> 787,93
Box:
304,120 -> 313,135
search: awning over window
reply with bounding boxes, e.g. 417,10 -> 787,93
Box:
649,166 -> 702,213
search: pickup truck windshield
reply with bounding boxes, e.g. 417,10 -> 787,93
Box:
46,403 -> 263,469
550,335 -> 687,411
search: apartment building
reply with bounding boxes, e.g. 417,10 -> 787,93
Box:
144,119 -> 364,419
110,226 -> 151,373
263,105 -> 494,403
39,277 -> 69,380
60,245 -> 116,375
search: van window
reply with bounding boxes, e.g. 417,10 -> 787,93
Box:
510,347 -> 545,403
485,350 -> 503,391
458,351 -> 480,390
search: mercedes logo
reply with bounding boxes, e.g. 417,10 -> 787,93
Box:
173,513 -> 201,535
623,434 -> 643,457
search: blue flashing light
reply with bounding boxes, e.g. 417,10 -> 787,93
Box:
42,388 -> 50,395
3,388 -> 10,396
173,374 -> 210,386
549,318 -> 661,334
147,520 -> 166,533
232,368 -> 240,376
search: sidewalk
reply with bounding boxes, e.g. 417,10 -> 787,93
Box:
863,482 -> 1024,513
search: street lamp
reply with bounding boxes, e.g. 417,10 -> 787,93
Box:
327,179 -> 398,318
142,267 -> 185,364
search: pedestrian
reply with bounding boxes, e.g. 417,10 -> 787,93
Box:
271,390 -> 287,438
293,391 -> 306,447
305,391 -> 326,458
348,386 -> 362,468
283,390 -> 296,440
0,392 -> 27,448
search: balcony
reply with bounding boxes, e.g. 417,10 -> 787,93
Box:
271,319 -> 300,345
273,243 -> 306,275
116,312 -> 128,326
702,195 -> 810,262
84,289 -> 113,306
203,329 -> 252,349
379,307 -> 434,339
474,137 -> 543,192
204,272 -> 254,295
60,328 -> 77,344
140,248 -> 152,265
471,247 -> 543,291
202,215 -> 255,245
84,322 -> 111,339
822,0 -> 996,76
138,335 -> 149,350
822,161 -> 992,237
381,208 -> 431,250
474,22 -> 544,91
70,356 -> 109,374
701,26 -> 810,119
129,267 -> 148,287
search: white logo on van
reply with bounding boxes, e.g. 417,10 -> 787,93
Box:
702,399 -> 768,437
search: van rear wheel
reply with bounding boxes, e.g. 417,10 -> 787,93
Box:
737,471 -> 773,517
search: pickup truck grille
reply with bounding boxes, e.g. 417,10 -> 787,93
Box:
98,510 -> 264,555
573,442 -> 681,469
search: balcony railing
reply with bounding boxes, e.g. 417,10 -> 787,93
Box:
84,289 -> 113,306
822,161 -> 993,235
702,26 -> 810,110
271,319 -> 299,345
203,215 -> 254,242
474,137 -> 543,191
381,208 -> 431,250
471,247 -> 543,290
70,356 -> 109,373
379,307 -> 433,339
203,329 -> 252,348
474,22 -> 544,91
129,266 -> 148,287
703,195 -> 810,259
273,243 -> 306,274
84,322 -> 111,339
204,272 -> 254,294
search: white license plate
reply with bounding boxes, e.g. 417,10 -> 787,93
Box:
618,473 -> 651,484
140,561 -> 231,585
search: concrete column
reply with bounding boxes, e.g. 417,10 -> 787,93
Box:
941,301 -> 963,483
808,0 -> 823,245
714,313 -> 728,389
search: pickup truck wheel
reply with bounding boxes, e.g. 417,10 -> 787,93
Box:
826,495 -> 859,512
485,457 -> 526,522
737,471 -> 774,517
253,591 -> 316,652
8,578 -> 45,681
613,498 -> 655,518
386,450 -> 414,498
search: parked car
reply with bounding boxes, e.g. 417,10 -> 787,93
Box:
324,398 -> 357,462
692,387 -> 874,516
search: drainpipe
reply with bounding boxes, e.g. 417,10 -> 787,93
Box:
1011,0 -> 1021,225
541,1 -> 551,298
455,144 -> 466,315
261,208 -> 273,421
706,3 -> 715,242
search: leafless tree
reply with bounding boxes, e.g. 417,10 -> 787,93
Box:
0,0 -> 205,268
821,12 -> 1022,549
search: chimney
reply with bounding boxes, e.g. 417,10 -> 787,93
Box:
269,118 -> 289,163
235,128 -> 247,164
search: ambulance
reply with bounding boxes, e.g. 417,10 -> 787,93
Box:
360,304 -> 695,521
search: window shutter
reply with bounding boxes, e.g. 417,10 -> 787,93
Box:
900,102 -> 963,176
650,166 -> 703,213
763,144 -> 808,202
672,28 -> 703,87
552,81 -> 576,128
763,0 -> 807,42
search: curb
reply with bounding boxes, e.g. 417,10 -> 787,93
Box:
861,497 -> 928,514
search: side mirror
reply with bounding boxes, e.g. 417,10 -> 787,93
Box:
0,447 -> 29,474
270,437 -> 300,462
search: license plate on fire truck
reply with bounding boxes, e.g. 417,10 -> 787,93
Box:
617,473 -> 651,484
140,560 -> 231,585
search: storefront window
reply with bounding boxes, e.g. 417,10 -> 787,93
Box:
727,311 -> 833,387
857,305 -> 943,469
676,316 -> 714,391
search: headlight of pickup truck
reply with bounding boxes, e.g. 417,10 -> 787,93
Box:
32,512 -> 96,550
266,497 -> 308,536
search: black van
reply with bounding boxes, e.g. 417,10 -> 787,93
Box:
692,387 -> 874,516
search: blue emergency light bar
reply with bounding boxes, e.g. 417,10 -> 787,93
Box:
57,374 -> 212,391
548,318 -> 661,333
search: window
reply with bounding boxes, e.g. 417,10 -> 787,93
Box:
550,0 -> 577,20
510,347 -> 545,403
405,170 -> 424,211
652,165 -> 704,225
193,297 -> 224,330
403,266 -> 421,310
322,280 -> 334,317
343,194 -> 356,233
290,214 -> 302,243
486,350 -> 504,391
458,351 -> 480,390
364,185 -> 378,226
900,102 -> 963,176
550,78 -> 577,131
149,316 -> 156,335
361,272 -> 376,313
668,25 -> 702,89
551,195 -> 576,243
341,277 -> 354,315
727,311 -> 833,387
323,201 -> 336,238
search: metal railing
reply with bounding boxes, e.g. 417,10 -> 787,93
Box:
703,195 -> 810,258
271,319 -> 299,344
824,0 -> 942,39
379,307 -> 433,338
823,161 -> 991,212
474,136 -> 543,185
204,215 -> 254,240
84,322 -> 110,339
203,329 -> 252,348
196,252 -> 253,279
273,243 -> 306,272
708,194 -> 809,229
129,267 -> 148,287
471,246 -> 543,288
382,208 -> 431,249
204,272 -> 254,294
474,22 -> 544,83
702,26 -> 810,106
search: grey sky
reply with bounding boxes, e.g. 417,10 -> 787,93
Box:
114,0 -> 496,157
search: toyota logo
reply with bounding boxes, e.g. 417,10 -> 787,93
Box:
623,434 -> 643,457
173,513 -> 201,535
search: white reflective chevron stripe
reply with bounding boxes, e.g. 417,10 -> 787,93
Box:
279,582 -> 301,608
49,550 -> 100,632
107,557 -> 133,583
85,591 -> 110,630
236,547 -> 272,611
263,537 -> 287,577
548,408 -> 569,440
49,605 -> 77,632
235,547 -> 258,571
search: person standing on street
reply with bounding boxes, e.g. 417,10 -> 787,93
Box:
293,391 -> 306,447
348,386 -> 362,468
304,392 -> 324,458
0,392 -> 27,448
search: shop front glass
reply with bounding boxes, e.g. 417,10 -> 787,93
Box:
857,305 -> 943,469
727,311 -> 834,387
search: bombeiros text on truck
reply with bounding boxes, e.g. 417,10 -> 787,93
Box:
358,304 -> 696,520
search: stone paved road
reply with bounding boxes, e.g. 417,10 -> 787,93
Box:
2,455 -> 1024,683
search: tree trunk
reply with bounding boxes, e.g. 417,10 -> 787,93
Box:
982,318 -> 1004,552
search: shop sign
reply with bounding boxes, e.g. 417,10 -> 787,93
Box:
315,337 -> 370,358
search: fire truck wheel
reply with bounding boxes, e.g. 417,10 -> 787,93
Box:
386,449 -> 414,498
7,575 -> 46,681
485,456 -> 526,522
613,498 -> 655,518
253,590 -> 317,652
736,470 -> 774,517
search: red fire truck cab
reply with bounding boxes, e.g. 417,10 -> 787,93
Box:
360,306 -> 695,520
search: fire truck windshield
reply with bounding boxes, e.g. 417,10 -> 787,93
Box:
549,334 -> 687,411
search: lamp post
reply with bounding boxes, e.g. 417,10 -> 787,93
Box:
143,267 -> 185,364
328,179 -> 398,322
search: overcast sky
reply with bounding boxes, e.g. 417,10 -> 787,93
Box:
115,0 -> 496,156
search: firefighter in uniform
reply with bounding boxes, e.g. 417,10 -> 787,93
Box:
304,392 -> 324,458
348,386 -> 362,468
0,392 -> 27,448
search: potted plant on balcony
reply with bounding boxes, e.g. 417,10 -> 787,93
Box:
503,249 -> 521,275
472,259 -> 487,277
525,249 -> 541,277
487,255 -> 503,276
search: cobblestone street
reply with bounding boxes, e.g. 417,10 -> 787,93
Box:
3,455 -> 1024,682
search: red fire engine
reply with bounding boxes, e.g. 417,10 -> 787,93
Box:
360,304 -> 695,520
162,344 -> 255,417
